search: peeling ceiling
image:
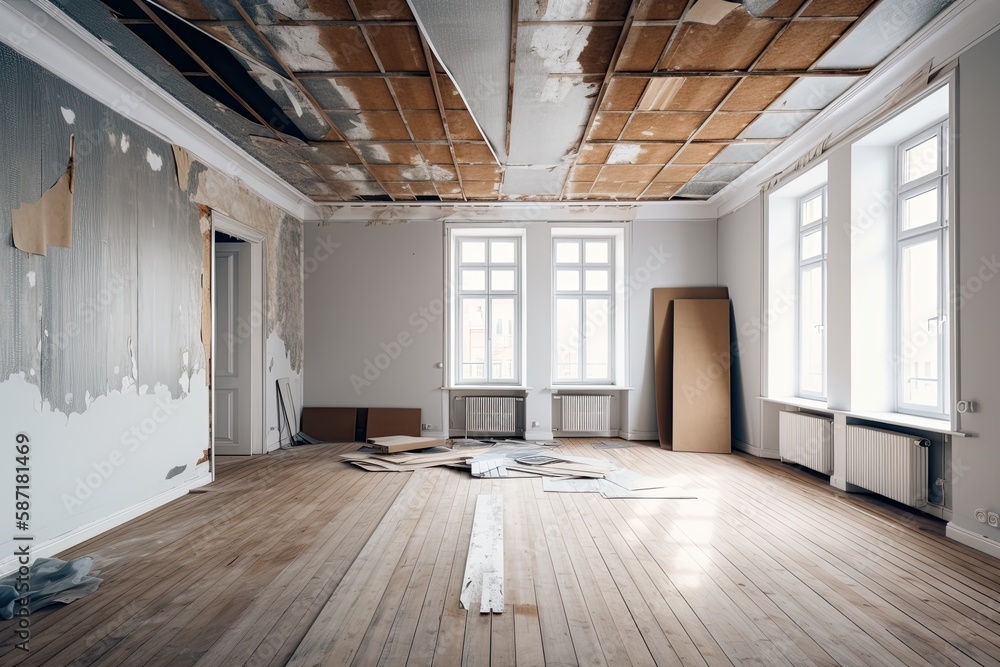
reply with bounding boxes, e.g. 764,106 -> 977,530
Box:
88,0 -> 954,203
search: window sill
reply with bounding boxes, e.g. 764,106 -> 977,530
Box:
761,397 -> 963,437
443,385 -> 531,391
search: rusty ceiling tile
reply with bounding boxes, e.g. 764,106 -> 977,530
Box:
444,110 -> 483,141
299,142 -> 361,164
617,26 -> 674,72
313,162 -> 374,181
601,78 -> 650,111
577,144 -> 613,164
453,143 -> 497,164
459,164 -> 503,181
675,142 -> 728,163
629,142 -> 682,163
641,181 -> 684,198
667,77 -> 737,111
570,165 -> 603,182
802,0 -> 877,17
721,76 -> 797,111
464,181 -> 501,198
696,112 -> 759,140
589,112 -> 632,140
368,25 -> 428,72
390,78 -> 439,110
254,0 -> 355,21
519,0 -> 630,22
435,181 -> 464,197
590,181 -> 648,198
599,164 -> 663,182
391,181 -> 438,197
418,143 -> 456,163
755,19 -> 854,70
654,164 -> 705,182
660,14 -> 783,71
352,0 -> 414,20
328,110 -> 410,140
301,77 -> 398,110
621,112 -> 709,141
359,143 -> 424,165
566,182 -> 595,196
260,25 -> 377,72
330,181 -> 388,197
403,110 -> 447,141
578,25 -> 626,74
437,75 -> 466,109
633,0 -> 687,21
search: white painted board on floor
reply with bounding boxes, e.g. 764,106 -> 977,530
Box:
460,494 -> 504,614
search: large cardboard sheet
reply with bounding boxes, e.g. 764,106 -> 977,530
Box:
652,287 -> 729,448
673,299 -> 731,454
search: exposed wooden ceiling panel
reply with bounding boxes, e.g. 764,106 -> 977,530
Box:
101,0 -> 953,201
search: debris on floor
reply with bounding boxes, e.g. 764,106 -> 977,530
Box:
366,435 -> 447,453
460,494 -> 504,614
0,556 -> 102,619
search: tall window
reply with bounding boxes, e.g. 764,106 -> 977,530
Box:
553,237 -> 614,383
896,122 -> 949,417
455,235 -> 521,384
798,187 -> 827,399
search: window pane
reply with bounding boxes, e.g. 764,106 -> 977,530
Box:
585,269 -> 609,292
903,136 -> 938,183
555,298 -> 580,380
900,238 -> 940,408
584,240 -> 609,264
555,240 -> 580,264
902,188 -> 938,231
799,265 -> 824,396
491,269 -> 515,291
461,240 -> 486,264
461,298 -> 486,381
801,229 -> 823,261
584,299 -> 610,380
491,240 -> 516,264
491,298 -> 516,380
556,269 -> 580,291
461,269 -> 485,291
801,194 -> 823,226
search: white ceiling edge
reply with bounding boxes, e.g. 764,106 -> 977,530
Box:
311,199 -> 717,224
711,0 -> 1000,219
0,0 -> 319,221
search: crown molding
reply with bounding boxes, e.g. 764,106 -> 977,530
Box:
711,0 -> 1000,218
0,0 -> 318,221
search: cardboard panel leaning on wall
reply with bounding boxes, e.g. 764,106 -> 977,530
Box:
673,299 -> 732,453
0,44 -> 209,566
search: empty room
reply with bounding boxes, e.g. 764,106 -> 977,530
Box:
2,0 -> 1000,664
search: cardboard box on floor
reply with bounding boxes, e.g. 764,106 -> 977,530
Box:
300,407 -> 422,443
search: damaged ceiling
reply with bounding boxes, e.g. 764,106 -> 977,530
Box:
89,0 -> 954,203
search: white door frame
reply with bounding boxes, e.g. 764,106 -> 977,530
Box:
212,212 -> 267,466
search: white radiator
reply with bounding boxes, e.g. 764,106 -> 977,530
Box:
779,411 -> 833,474
556,395 -> 612,434
464,396 -> 523,436
846,425 -> 929,508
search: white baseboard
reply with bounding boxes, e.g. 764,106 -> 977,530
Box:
525,428 -> 555,441
732,440 -> 780,459
619,430 -> 659,441
946,522 -> 1000,560
0,473 -> 212,576
422,430 -> 449,439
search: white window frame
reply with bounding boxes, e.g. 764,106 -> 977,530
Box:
448,228 -> 525,386
551,235 -> 616,384
895,121 -> 950,418
796,186 -> 827,400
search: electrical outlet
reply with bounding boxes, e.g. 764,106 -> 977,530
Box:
975,509 -> 987,523
531,420 -> 539,428
422,423 -> 433,430
988,512 -> 1000,528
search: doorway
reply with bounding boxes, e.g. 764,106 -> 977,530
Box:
212,213 -> 266,461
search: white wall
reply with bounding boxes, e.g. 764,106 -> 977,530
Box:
625,219 -> 719,439
718,202 -> 763,452
303,221 -> 447,433
949,30 -> 1000,554
303,218 -> 718,441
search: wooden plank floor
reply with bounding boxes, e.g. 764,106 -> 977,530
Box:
3,439 -> 1000,666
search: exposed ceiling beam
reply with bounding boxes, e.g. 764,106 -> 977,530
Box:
292,71 -> 429,78
417,34 -> 467,201
132,0 -> 290,143
227,0 -> 397,201
613,68 -> 873,78
121,18 -> 418,26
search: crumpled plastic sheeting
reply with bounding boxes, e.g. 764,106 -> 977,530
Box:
0,557 -> 102,620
